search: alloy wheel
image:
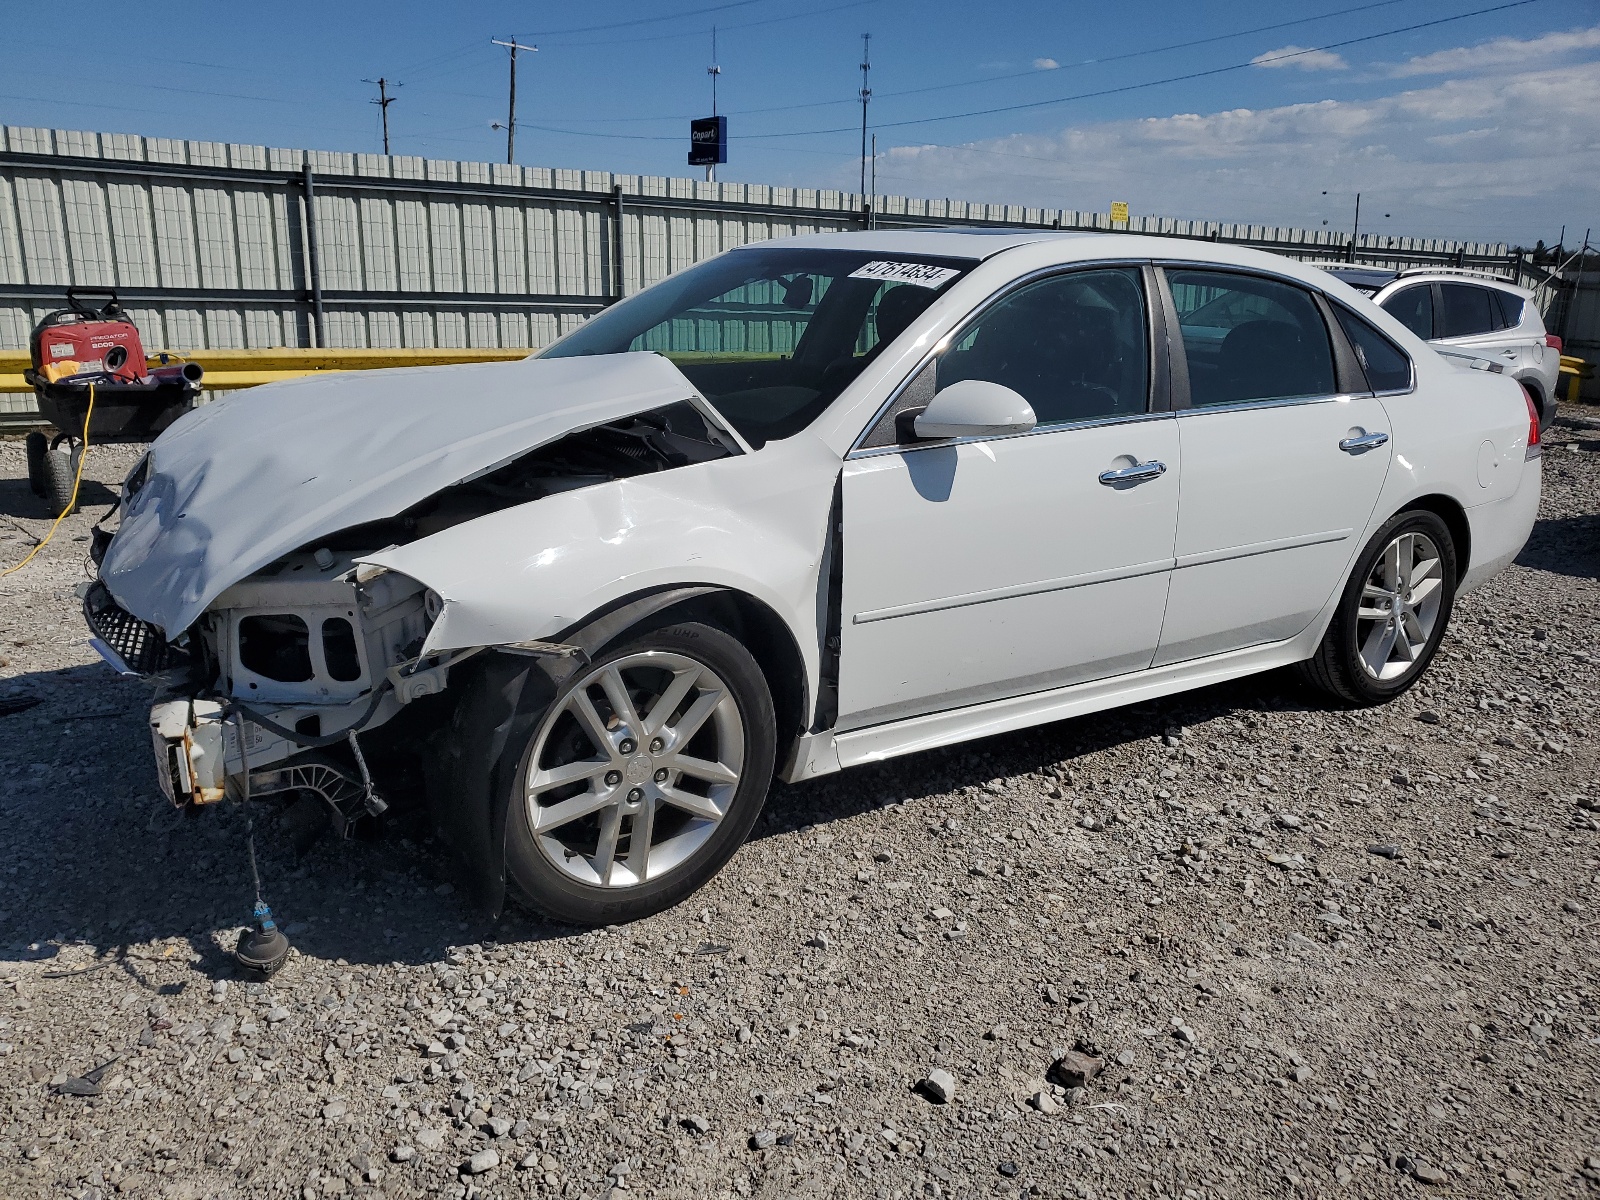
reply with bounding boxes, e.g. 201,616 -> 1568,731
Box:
1355,530 -> 1445,681
525,651 -> 745,888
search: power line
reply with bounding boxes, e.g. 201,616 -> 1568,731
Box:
730,0 -> 1546,138
525,0 -> 770,38
538,0 -> 876,47
508,0 -> 1421,125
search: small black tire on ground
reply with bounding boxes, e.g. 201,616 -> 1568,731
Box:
40,444 -> 80,517
25,432 -> 47,497
503,620 -> 776,926
1297,508 -> 1457,706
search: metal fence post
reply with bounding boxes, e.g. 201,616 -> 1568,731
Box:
301,165 -> 325,348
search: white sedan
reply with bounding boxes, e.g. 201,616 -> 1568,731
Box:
88,231 -> 1542,925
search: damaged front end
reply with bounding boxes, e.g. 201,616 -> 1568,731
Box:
86,355 -> 750,847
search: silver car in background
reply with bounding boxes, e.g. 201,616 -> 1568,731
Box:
1329,267 -> 1563,430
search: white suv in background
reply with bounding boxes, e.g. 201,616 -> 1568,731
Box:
1329,267 -> 1563,431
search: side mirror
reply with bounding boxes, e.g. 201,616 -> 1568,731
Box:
911,379 -> 1037,440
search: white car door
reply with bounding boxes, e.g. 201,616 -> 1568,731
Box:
1154,266 -> 1392,666
836,266 -> 1180,729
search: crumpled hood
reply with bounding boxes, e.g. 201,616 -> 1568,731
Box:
102,351 -> 697,637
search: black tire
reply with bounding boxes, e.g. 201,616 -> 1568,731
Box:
24,431 -> 47,498
40,444 -> 80,517
1297,509 -> 1457,705
504,620 -> 776,925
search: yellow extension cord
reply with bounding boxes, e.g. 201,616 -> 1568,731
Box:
3,382 -> 94,577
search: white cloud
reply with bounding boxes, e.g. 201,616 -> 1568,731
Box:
1033,57 -> 1060,70
1389,24 -> 1600,77
1251,45 -> 1348,71
868,57 -> 1600,244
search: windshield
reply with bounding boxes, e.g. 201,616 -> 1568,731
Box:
541,246 -> 974,446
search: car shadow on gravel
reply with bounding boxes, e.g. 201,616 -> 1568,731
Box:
0,659 -> 1335,974
1516,514 -> 1600,579
0,664 -> 569,977
758,667 -> 1330,841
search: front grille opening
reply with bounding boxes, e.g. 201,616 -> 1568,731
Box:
238,615 -> 312,682
295,714 -> 322,737
321,617 -> 362,682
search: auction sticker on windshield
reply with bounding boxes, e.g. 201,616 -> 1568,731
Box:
848,261 -> 962,288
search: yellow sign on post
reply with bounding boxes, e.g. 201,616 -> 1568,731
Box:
1110,201 -> 1130,224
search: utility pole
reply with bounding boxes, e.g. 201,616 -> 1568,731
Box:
491,37 -> 537,165
859,33 -> 872,201
364,77 -> 397,155
869,133 -> 877,228
706,26 -> 722,184
1349,191 -> 1362,262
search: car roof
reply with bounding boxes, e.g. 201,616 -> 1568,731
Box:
1376,271 -> 1534,300
732,228 -> 1099,260
732,229 -> 1377,291
1323,266 -> 1398,291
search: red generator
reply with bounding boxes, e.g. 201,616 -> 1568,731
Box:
23,288 -> 202,518
30,288 -> 149,384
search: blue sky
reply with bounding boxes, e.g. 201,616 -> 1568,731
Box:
2,0 -> 1596,244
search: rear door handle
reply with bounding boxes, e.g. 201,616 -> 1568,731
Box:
1098,460 -> 1167,486
1339,431 -> 1389,454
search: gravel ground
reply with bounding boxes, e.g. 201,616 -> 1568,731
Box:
1,415 -> 1598,1200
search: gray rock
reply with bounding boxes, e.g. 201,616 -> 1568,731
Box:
750,1130 -> 778,1150
486,1116 -> 512,1138
1047,1050 -> 1103,1089
920,1068 -> 956,1104
463,1148 -> 500,1175
265,1006 -> 290,1023
321,1100 -> 347,1121
390,1146 -> 415,1163
415,1128 -> 446,1152
1276,813 -> 1302,829
680,1114 -> 710,1134
1028,1090 -> 1057,1114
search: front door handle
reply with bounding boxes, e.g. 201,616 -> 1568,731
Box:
1098,460 -> 1167,486
1339,431 -> 1389,454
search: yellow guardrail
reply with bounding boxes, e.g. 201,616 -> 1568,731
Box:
0,346 -> 532,393
1560,353 -> 1594,404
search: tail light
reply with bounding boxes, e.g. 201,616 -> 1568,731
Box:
1523,385 -> 1541,460
1545,334 -> 1563,352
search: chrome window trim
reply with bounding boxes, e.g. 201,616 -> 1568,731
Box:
849,408 -> 1174,460
1173,390 -> 1368,417
845,258 -> 1157,459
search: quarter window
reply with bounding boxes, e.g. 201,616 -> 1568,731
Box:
936,267 -> 1150,426
1167,269 -> 1335,407
1380,286 -> 1434,340
1491,289 -> 1524,329
1439,283 -> 1498,338
1335,307 -> 1412,393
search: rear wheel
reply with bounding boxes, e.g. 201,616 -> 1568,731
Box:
24,432 -> 47,497
503,621 -> 775,925
1297,510 -> 1456,705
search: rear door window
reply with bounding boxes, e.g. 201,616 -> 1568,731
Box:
1166,269 -> 1335,407
1380,286 -> 1434,340
1335,307 -> 1413,393
1439,284 -> 1498,339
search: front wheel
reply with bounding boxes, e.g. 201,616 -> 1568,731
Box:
1297,510 -> 1457,705
503,621 -> 776,925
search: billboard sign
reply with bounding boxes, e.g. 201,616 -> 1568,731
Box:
689,116 -> 728,166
